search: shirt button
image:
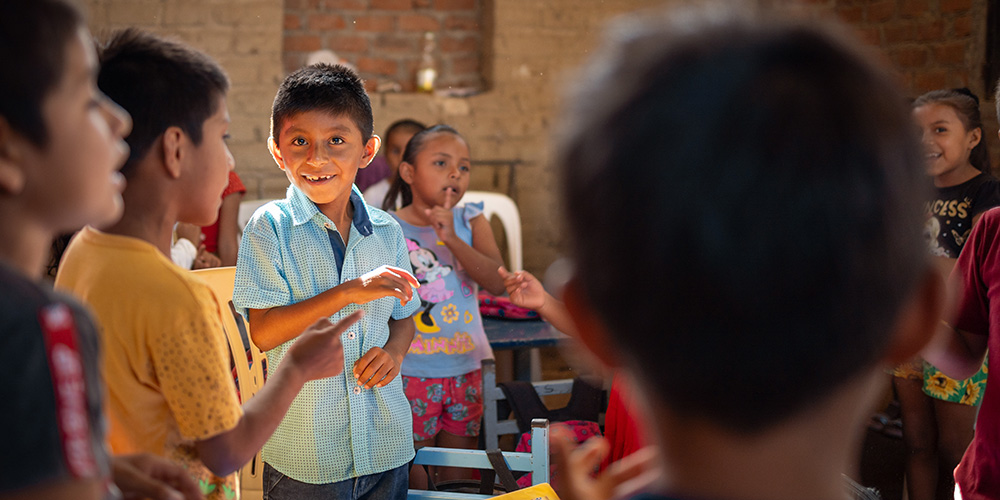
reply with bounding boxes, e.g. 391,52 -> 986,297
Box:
353,386 -> 362,395
347,332 -> 356,340
324,222 -> 332,229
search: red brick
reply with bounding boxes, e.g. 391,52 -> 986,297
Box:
324,0 -> 367,9
449,55 -> 479,74
893,47 -> 928,68
374,34 -> 419,53
399,14 -> 440,32
285,0 -> 321,9
413,0 -> 431,7
284,14 -> 302,30
372,0 -> 412,9
353,15 -> 394,32
284,35 -> 322,52
445,15 -> 478,30
440,34 -> 477,53
899,0 -> 927,19
835,6 -> 862,23
941,0 -> 972,13
435,0 -> 475,10
953,15 -> 972,37
913,69 -> 949,92
866,1 -> 895,22
934,42 -> 967,65
916,20 -> 944,41
884,23 -> 915,44
325,34 -> 369,53
357,56 -> 398,75
309,13 -> 346,30
855,26 -> 881,46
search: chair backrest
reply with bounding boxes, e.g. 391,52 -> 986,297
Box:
407,419 -> 550,500
191,266 -> 266,500
461,191 -> 522,271
238,199 -> 274,234
481,358 -> 575,451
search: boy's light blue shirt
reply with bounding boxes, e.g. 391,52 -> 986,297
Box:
233,183 -> 420,484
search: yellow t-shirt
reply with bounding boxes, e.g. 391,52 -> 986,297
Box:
55,227 -> 243,500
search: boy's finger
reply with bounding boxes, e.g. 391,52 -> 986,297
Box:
383,266 -> 420,288
377,365 -> 400,387
352,347 -> 379,379
364,362 -> 393,389
321,310 -> 364,336
498,266 -> 510,279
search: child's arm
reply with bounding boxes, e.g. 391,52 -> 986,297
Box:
216,190 -> 243,266
352,316 -> 415,389
924,322 -> 988,380
424,192 -> 506,295
248,265 -> 418,351
195,311 -> 361,476
499,267 -> 578,336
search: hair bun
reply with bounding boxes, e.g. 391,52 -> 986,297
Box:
951,87 -> 980,105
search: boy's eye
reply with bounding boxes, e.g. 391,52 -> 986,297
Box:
330,137 -> 344,145
223,133 -> 232,141
459,165 -> 470,172
935,127 -> 947,133
434,160 -> 446,167
292,137 -> 307,146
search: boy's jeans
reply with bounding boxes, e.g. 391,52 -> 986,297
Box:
262,462 -> 408,500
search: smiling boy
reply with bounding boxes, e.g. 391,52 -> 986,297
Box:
234,64 -> 420,499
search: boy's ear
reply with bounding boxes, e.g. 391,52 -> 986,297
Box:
563,277 -> 622,370
881,268 -> 945,366
161,126 -> 184,180
0,119 -> 26,195
267,136 -> 285,170
361,134 -> 381,169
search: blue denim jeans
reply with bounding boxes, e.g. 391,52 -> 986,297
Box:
262,462 -> 408,500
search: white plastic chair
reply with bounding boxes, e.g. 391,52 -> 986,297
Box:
238,199 -> 274,235
460,191 -> 522,271
191,266 -> 266,500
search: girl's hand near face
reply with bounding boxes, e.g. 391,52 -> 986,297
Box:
425,188 -> 458,243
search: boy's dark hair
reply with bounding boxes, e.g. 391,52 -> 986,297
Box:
271,64 -> 374,145
559,11 -> 929,433
98,28 -> 229,178
384,119 -> 426,142
0,0 -> 84,147
383,124 -> 462,211
913,88 -> 991,174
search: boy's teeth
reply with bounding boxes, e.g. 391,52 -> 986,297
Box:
305,174 -> 332,181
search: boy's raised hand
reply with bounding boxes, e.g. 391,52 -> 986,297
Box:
424,188 -> 457,243
285,310 -> 363,382
347,265 -> 419,306
499,266 -> 547,310
353,345 -> 403,389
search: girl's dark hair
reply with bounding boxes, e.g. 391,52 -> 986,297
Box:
384,119 -> 426,142
382,124 -> 463,211
0,0 -> 84,147
913,88 -> 991,174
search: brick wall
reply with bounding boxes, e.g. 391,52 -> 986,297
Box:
82,0 -> 284,199
821,0 -> 998,169
283,0 -> 484,92
83,0 -> 994,276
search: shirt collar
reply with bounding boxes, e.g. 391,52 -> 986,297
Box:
287,184 -> 373,237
